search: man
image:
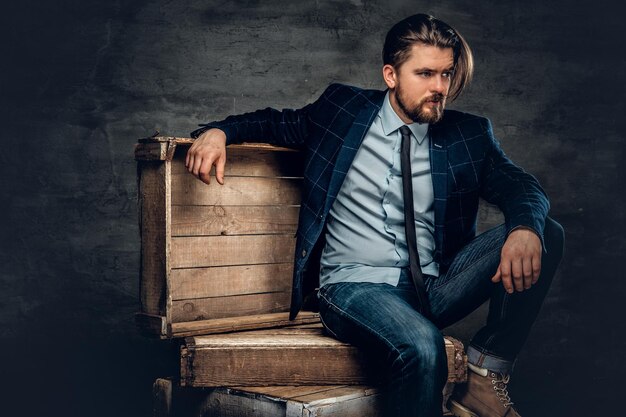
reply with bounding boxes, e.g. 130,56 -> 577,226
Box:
186,14 -> 564,417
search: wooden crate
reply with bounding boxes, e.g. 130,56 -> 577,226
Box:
180,324 -> 467,387
153,378 -> 456,417
135,136 -> 320,338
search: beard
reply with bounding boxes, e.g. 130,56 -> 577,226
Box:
395,87 -> 445,124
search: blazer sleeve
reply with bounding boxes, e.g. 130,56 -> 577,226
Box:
478,118 -> 550,246
190,102 -> 315,149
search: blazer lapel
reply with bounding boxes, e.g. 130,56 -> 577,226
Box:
428,122 -> 448,256
323,94 -> 383,214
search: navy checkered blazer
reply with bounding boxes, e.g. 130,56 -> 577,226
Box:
191,83 -> 550,320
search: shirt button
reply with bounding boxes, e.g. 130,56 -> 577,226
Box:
301,250 -> 307,258
384,200 -> 390,205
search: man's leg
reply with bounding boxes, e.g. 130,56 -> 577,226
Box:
426,217 -> 564,416
318,279 -> 448,417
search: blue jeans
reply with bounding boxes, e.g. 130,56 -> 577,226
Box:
317,218 -> 564,417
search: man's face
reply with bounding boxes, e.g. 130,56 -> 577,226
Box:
383,43 -> 455,124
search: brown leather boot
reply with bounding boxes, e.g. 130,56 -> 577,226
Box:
448,364 -> 521,417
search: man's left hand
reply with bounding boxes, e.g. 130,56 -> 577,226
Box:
491,228 -> 542,293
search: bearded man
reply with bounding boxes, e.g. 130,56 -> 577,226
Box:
186,14 -> 564,417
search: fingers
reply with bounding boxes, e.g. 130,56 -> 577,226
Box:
497,254 -> 540,294
184,128 -> 228,184
491,266 -> 501,283
215,155 -> 226,185
198,157 -> 214,185
522,257 -> 533,289
498,260 -> 515,294
511,258 -> 525,292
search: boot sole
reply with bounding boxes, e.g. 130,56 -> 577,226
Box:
448,399 -> 479,417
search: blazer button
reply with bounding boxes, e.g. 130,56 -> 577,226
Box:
301,249 -> 307,258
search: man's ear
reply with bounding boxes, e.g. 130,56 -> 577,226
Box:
382,64 -> 397,89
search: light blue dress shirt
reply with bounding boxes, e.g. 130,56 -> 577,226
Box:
319,91 -> 438,288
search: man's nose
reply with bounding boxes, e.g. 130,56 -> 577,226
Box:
431,76 -> 446,93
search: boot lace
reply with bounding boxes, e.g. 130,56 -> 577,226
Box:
490,372 -> 514,407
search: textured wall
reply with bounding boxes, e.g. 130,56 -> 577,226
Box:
1,1 -> 624,416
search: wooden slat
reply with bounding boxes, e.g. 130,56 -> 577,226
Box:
171,146 -> 304,177
172,291 -> 292,322
181,326 -> 466,387
182,345 -> 368,387
171,175 -> 302,206
139,162 -> 170,317
170,263 -> 292,300
295,386 -> 382,417
135,142 -> 168,161
196,388 -> 289,417
168,311 -> 320,337
170,235 -> 295,268
235,386 -> 348,398
171,205 -> 299,236
289,385 -> 375,403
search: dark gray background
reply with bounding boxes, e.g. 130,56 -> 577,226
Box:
1,1 -> 624,416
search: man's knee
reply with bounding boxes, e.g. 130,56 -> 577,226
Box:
395,325 -> 448,378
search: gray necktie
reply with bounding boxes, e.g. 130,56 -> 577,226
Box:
399,125 -> 431,318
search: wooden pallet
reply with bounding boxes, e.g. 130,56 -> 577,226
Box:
154,378 -> 455,417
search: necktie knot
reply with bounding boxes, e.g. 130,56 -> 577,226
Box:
399,125 -> 412,138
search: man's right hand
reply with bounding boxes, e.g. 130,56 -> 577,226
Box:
185,128 -> 227,185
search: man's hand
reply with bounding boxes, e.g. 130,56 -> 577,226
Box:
491,228 -> 542,293
185,128 -> 227,185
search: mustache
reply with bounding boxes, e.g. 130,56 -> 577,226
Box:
426,93 -> 446,103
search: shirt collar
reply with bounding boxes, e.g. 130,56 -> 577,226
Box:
379,91 -> 429,145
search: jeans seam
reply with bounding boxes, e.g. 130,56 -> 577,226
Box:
469,344 -> 512,362
433,244 -> 502,291
470,294 -> 512,359
318,311 -> 339,339
318,290 -> 408,372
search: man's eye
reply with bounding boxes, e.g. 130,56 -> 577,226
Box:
419,72 -> 432,78
442,72 -> 453,78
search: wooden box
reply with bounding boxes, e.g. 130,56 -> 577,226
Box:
135,137 -> 320,338
153,378 -> 456,417
180,324 -> 467,388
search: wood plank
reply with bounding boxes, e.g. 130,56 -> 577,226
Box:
299,388 -> 382,417
182,345 -> 368,387
171,291 -> 292,322
170,235 -> 295,268
197,388 -> 288,417
234,386 -> 347,399
171,146 -> 304,178
171,175 -> 302,206
139,161 -> 171,317
181,327 -> 466,387
135,142 -> 168,161
170,263 -> 292,300
139,137 -> 295,153
171,205 -> 299,237
169,311 -> 320,337
293,385 -> 376,403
